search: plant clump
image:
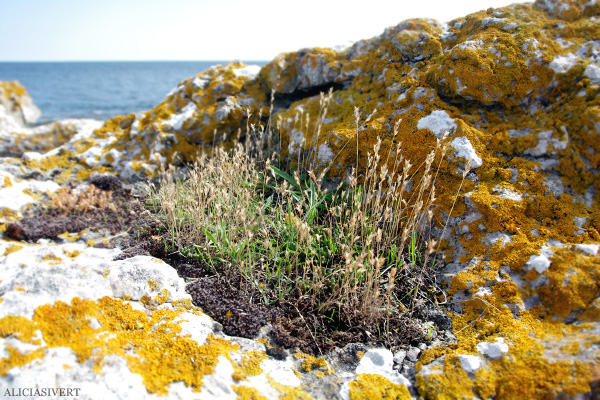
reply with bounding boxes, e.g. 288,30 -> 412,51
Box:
147,98 -> 462,353
48,184 -> 115,215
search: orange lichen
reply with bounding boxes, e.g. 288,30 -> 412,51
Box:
417,286 -> 599,399
533,247 -> 600,320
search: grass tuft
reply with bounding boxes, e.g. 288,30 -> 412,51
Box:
149,95 -> 467,351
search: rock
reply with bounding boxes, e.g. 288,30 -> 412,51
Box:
458,355 -> 483,374
393,349 -> 407,367
476,338 -> 509,360
340,348 -> 412,400
406,347 -> 421,363
0,81 -> 40,130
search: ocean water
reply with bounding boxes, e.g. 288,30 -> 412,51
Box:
0,61 -> 267,125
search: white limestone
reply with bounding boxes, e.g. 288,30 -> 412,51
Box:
233,65 -> 262,79
451,136 -> 483,168
477,338 -> 509,360
417,110 -> 457,138
458,355 -> 482,374
525,254 -> 551,274
165,102 -> 197,131
575,244 -> 599,256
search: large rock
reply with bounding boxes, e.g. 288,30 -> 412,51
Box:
0,81 -> 41,131
0,81 -> 102,158
1,0 -> 600,398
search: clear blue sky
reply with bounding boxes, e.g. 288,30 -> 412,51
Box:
0,0 -> 533,61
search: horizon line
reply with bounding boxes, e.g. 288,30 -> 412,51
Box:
0,59 -> 271,63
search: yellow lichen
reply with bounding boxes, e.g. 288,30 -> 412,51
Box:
57,232 -> 81,242
266,375 -> 313,400
0,297 -> 240,395
42,254 -> 62,262
2,244 -> 23,256
0,347 -> 46,377
294,350 -> 332,375
0,315 -> 40,344
349,374 -> 411,400
231,350 -> 268,382
62,249 -> 82,258
232,385 -> 269,400
2,176 -> 13,188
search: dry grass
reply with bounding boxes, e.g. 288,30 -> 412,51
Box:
49,184 -> 116,215
149,93 -> 467,338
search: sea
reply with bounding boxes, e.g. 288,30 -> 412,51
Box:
0,61 -> 267,125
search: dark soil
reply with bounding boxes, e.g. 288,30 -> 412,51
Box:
5,176 -> 153,243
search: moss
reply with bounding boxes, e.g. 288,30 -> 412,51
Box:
349,374 -> 411,400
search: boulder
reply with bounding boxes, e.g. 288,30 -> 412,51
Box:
0,81 -> 40,131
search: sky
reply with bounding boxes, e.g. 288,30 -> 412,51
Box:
0,0 -> 534,62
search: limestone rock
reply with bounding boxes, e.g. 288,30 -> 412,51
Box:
0,81 -> 40,130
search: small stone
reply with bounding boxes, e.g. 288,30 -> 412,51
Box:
406,347 -> 421,362
575,244 -> 599,256
458,355 -> 482,374
526,255 -> 551,274
393,350 -> 407,366
266,345 -> 288,361
477,338 -> 509,360
451,136 -> 483,168
22,152 -> 43,161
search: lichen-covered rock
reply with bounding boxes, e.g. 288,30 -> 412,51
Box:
2,0 -> 600,398
0,81 -> 40,131
1,119 -> 103,158
15,62 -> 269,182
0,80 -> 103,159
0,240 -> 414,399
